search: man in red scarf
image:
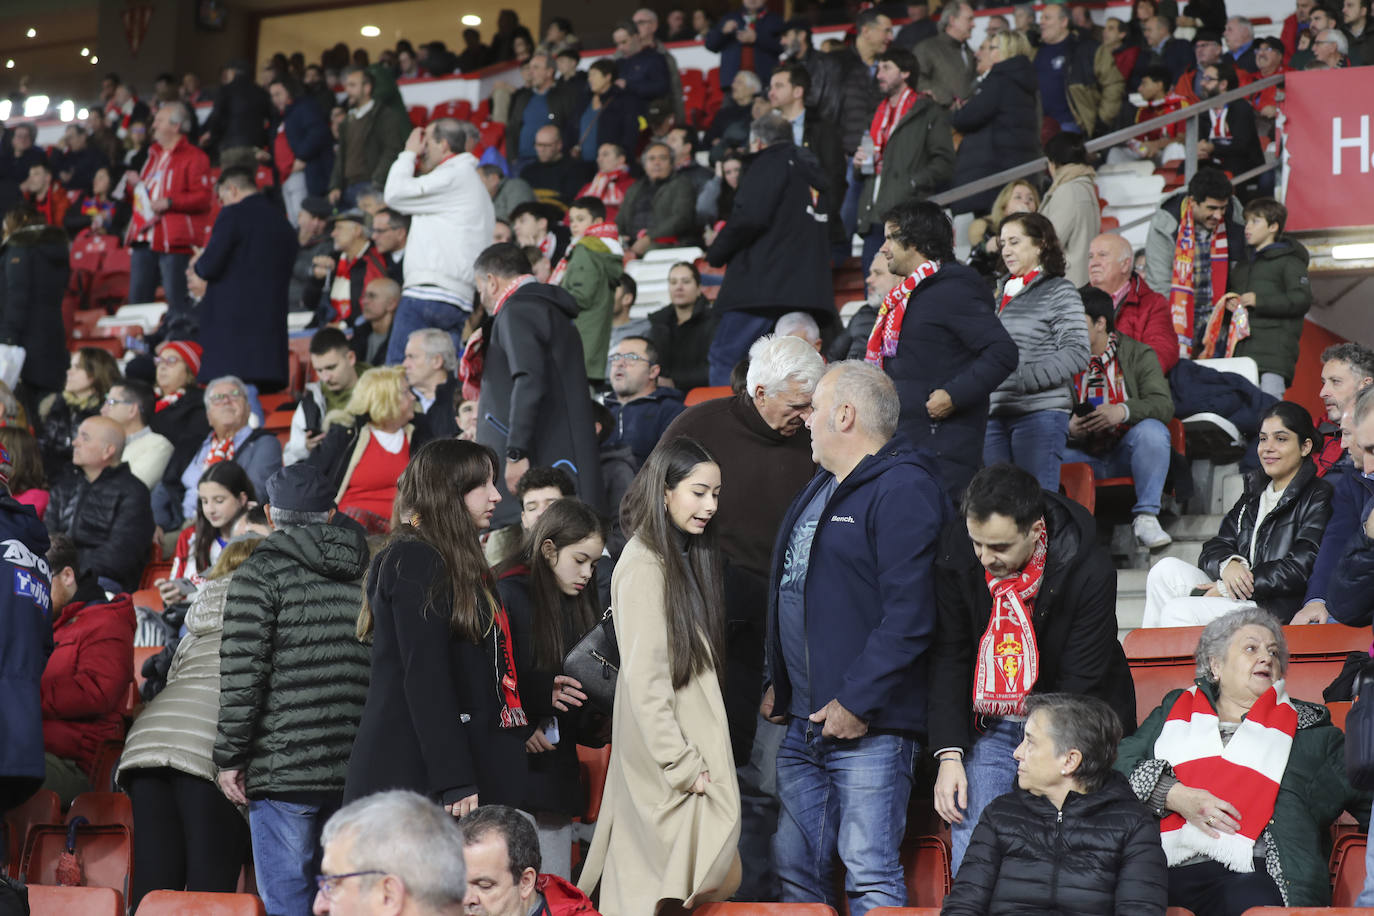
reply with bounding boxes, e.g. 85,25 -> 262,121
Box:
930,463 -> 1136,875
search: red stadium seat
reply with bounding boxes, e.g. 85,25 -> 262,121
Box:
695,905 -> 837,915
407,105 -> 429,127
431,99 -> 473,121
1330,833 -> 1368,907
86,741 -> 124,793
576,744 -> 610,823
139,561 -> 173,591
684,386 -> 733,406
477,121 -> 506,156
136,890 -> 267,915
26,884 -> 123,916
22,823 -> 132,899
67,793 -> 134,833
4,789 -> 59,878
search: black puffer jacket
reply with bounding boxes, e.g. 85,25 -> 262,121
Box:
1196,460 -> 1333,622
46,463 -> 154,593
36,394 -> 101,480
948,56 -> 1041,215
0,223 -> 69,394
827,47 -> 885,156
943,772 -> 1168,916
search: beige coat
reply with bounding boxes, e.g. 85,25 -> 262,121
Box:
1040,163 -> 1101,288
577,536 -> 741,915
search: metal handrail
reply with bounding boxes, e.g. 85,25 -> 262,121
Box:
929,72 -> 1284,209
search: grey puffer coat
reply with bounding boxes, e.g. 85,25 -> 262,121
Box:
989,274 -> 1090,417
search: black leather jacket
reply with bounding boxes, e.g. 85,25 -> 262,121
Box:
1197,460 -> 1333,621
46,463 -> 154,592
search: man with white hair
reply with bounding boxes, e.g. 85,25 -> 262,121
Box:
765,360 -> 946,914
1314,26 -> 1352,65
1223,16 -> 1259,71
775,312 -> 822,354
659,333 -> 824,901
1087,232 -> 1177,374
315,790 -> 467,915
402,328 -> 460,439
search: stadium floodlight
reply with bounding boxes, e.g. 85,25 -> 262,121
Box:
0,101 -> 10,121
461,14 -> 482,25
59,100 -> 75,122
360,25 -> 381,37
22,95 -> 49,118
1332,243 -> 1374,261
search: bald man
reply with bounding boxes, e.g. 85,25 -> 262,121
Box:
519,124 -> 594,210
1085,232 -> 1178,374
46,417 -> 155,592
353,276 -> 400,366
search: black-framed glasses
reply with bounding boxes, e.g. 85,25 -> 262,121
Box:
607,353 -> 649,365
315,870 -> 386,900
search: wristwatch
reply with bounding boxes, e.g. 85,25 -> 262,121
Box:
506,447 -> 528,463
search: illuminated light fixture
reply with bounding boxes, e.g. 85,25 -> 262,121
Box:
4,60 -> 12,69
26,28 -> 36,38
1333,243 -> 1374,261
90,55 -> 98,64
360,25 -> 381,37
59,100 -> 75,121
81,47 -> 89,57
78,107 -> 88,119
461,14 -> 482,25
23,95 -> 49,118
0,101 -> 10,120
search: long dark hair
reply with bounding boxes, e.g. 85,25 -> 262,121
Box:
360,439 -> 500,643
496,498 -> 604,669
1260,400 -> 1320,462
621,436 -> 725,688
999,211 -> 1068,278
193,461 -> 255,572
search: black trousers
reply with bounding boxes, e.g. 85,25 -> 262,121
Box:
124,767 -> 250,911
1168,858 -> 1284,916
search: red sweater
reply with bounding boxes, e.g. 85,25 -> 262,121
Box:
339,434 -> 409,520
41,592 -> 135,774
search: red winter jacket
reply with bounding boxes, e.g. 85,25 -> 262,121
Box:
125,137 -> 213,254
40,589 -> 135,775
533,874 -> 600,915
1113,273 -> 1179,375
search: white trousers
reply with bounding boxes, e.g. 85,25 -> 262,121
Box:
1142,556 -> 1257,628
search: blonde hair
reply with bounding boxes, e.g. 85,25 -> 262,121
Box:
205,537 -> 262,580
990,29 -> 1034,61
346,366 -> 410,426
990,179 -> 1041,228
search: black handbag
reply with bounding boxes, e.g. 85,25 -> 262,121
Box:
562,607 -> 619,715
1344,655 -> 1374,789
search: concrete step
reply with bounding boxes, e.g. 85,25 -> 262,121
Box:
1162,514 -> 1226,540
1116,568 -> 1148,638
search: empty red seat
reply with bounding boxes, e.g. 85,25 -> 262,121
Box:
431,99 -> 473,121
685,386 -> 733,406
67,793 -> 134,833
576,744 -> 610,823
22,823 -> 132,899
1330,833 -> 1368,907
136,890 -> 267,915
4,789 -> 60,878
26,884 -> 123,915
695,905 -> 837,915
407,105 -> 429,127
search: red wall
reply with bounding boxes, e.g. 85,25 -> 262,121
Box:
1285,318 -> 1347,424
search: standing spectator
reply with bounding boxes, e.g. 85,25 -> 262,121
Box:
1249,38 -> 1287,135
706,115 -> 837,386
188,167 -> 298,392
648,263 -> 717,393
284,328 -> 365,466
268,76 -> 334,227
213,464 -> 371,916
455,30 -> 491,72
765,361 -> 944,915
46,417 -> 153,594
1282,0 -> 1318,56
511,202 -> 571,268
1087,232 -> 1178,373
949,31 -> 1040,215
491,9 -> 536,63
106,83 -> 151,142
100,379 -> 174,491
574,142 -> 636,223
19,162 -> 69,229
369,208 -> 407,284
148,341 -> 209,456
553,196 -> 624,384
507,54 -> 580,170
577,437 -> 741,914
0,123 -> 44,212
353,277 -> 398,366
706,71 -> 763,149
1195,59 -> 1265,182
40,533 -> 134,804
328,66 -> 411,208
574,61 -> 640,164
383,119 -> 493,364
473,244 -> 604,526
200,60 -> 272,169
931,463 -> 1137,873
986,213 -> 1091,491
767,63 -> 846,250
290,197 -> 334,312
706,0 -> 785,90
604,337 -> 687,467
1039,132 -> 1101,288
610,24 -> 671,114
696,151 -> 745,231
0,205 -> 69,402
521,126 -> 594,211
51,126 -> 109,197
308,209 -> 390,328
917,1 -> 978,107
400,329 -> 459,441
617,142 -> 698,257
479,164 -> 537,223
1036,3 -> 1126,137
1181,0 -> 1229,32
1065,289 -> 1177,548
125,102 -> 212,319
827,10 -> 892,183
1103,17 -> 1148,89
854,49 -> 956,273
1347,0 -> 1374,63
1144,15 -> 1197,80
634,9 -> 688,127
36,347 -> 121,480
868,201 -> 1018,499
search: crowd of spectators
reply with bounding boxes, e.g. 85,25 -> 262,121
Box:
1,0 -> 1372,914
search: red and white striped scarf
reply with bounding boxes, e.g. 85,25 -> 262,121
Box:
863,259 -> 940,368
1074,332 -> 1128,407
1153,683 -> 1296,871
549,222 -> 621,286
1169,198 -> 1230,359
999,268 -> 1042,313
869,87 -> 917,175
579,166 -> 630,208
974,526 -> 1047,717
492,274 -> 536,316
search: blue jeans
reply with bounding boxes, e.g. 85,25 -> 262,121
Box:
984,411 -> 1071,492
129,248 -> 191,315
1061,418 -> 1172,516
248,796 -> 337,916
338,181 -> 375,210
384,294 -> 471,366
708,311 -> 776,387
860,225 -> 885,277
774,718 -> 918,916
950,717 -> 1024,875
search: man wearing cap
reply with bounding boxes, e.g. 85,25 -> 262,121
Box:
290,196 -> 335,314
214,463 -> 370,916
188,166 -> 297,392
307,207 -> 390,329
1172,28 -> 1227,104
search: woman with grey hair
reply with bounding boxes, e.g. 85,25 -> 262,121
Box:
1116,608 -> 1369,915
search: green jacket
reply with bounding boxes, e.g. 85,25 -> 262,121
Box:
1231,239 -> 1312,384
561,237 -> 624,382
329,100 -> 412,193
615,175 -> 699,249
856,95 -> 955,234
214,522 -> 371,796
1117,680 -> 1370,907
1071,333 -> 1175,453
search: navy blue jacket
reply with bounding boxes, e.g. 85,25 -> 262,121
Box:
194,192 -> 299,389
0,496 -> 52,782
765,436 -> 948,734
603,387 -> 686,468
282,98 -> 335,197
1324,487 -> 1374,628
618,48 -> 671,109
705,11 -> 785,91
1306,456 -> 1374,617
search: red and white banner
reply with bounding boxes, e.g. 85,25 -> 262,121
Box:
122,4 -> 154,58
1284,69 -> 1374,231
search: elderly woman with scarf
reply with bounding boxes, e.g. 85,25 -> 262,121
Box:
1116,608 -> 1369,916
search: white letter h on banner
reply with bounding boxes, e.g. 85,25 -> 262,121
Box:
1332,116 -> 1372,175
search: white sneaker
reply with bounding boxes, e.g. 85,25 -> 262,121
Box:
1133,514 -> 1172,549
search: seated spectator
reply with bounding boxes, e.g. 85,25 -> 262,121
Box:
608,274 -> 649,351
285,328 -> 366,466
308,208 -> 390,328
353,277 -> 399,367
494,218 -> 514,243
1,205 -> 70,401
604,337 -> 687,467
479,164 -> 537,223
1039,132 -> 1101,288
0,122 -> 45,211
1310,24 -> 1355,66
507,53 -> 580,170
401,329 -> 460,440
1087,232 -> 1178,374
462,803 -> 600,912
610,22 -> 671,113
574,62 -> 639,165
1224,16 -> 1260,71
1247,38 -> 1286,135
369,207 -> 407,286
51,125 -> 110,197
511,201 -> 571,267
574,142 -> 636,225
1195,59 -> 1264,181
100,378 -> 174,491
1035,2 -> 1126,137
1222,198 -> 1312,399
648,262 -> 717,393
1144,15 -> 1196,81
706,71 -> 763,149
40,532 -> 135,805
483,466 -> 576,566
148,341 -> 210,455
1066,288 -> 1176,548
0,428 -> 48,520
696,150 -> 745,232
290,196 -> 334,312
37,347 -> 122,480
159,460 -> 255,605
666,126 -> 713,198
523,246 -> 552,282
20,161 -> 69,229
828,254 -> 899,362
553,197 -> 624,384
1108,64 -> 1187,166
64,166 -> 130,238
1117,609 -> 1367,913
310,366 -> 427,534
1173,28 -> 1225,103
520,125 -> 594,211
617,142 -> 698,257
950,30 -> 1039,217
968,180 -> 1040,285
1142,401 -> 1332,626
106,83 -> 151,142
943,694 -> 1166,915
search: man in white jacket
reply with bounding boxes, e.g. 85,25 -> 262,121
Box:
382,118 -> 494,364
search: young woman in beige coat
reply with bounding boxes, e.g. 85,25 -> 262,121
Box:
577,437 -> 742,915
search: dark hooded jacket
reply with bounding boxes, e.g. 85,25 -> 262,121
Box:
648,298 -> 716,394
476,282 -> 604,529
1231,238 -> 1312,384
948,55 -> 1042,215
202,72 -> 272,151
0,500 -> 52,784
0,223 -> 70,393
603,386 -> 686,469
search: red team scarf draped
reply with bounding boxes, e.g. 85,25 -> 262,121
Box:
1169,199 -> 1230,359
458,276 -> 537,401
1153,683 -> 1296,871
579,167 -> 630,208
205,435 -> 237,467
1074,332 -> 1128,407
999,268 -> 1042,313
548,223 -> 621,286
863,260 -> 940,368
869,88 -> 917,175
973,526 -> 1048,717
492,602 -> 527,728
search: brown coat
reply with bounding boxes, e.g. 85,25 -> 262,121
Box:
577,536 -> 741,914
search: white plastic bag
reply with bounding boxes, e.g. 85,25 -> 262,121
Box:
0,344 -> 26,390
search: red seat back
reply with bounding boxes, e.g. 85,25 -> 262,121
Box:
26,884 -> 123,916
67,793 -> 134,833
4,789 -> 60,877
684,385 -> 733,406
136,890 -> 267,915
22,824 -> 132,899
1331,833 -> 1368,907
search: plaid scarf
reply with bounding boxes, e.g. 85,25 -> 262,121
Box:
549,222 -> 621,286
974,526 -> 1048,717
869,87 -> 917,175
863,259 -> 940,368
1169,199 -> 1230,359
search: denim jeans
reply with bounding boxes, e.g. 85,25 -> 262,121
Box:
774,718 -> 918,916
248,796 -> 337,916
1061,418 -> 1172,516
708,311 -> 776,387
950,717 -> 1024,875
860,225 -> 885,277
129,248 -> 191,316
983,410 -> 1071,492
338,181 -> 376,210
385,294 -> 471,366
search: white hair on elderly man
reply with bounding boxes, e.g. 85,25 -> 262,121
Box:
745,333 -> 826,398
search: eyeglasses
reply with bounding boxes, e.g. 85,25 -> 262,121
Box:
153,355 -> 183,366
207,391 -> 244,404
607,353 -> 649,365
103,397 -> 134,407
315,871 -> 386,900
